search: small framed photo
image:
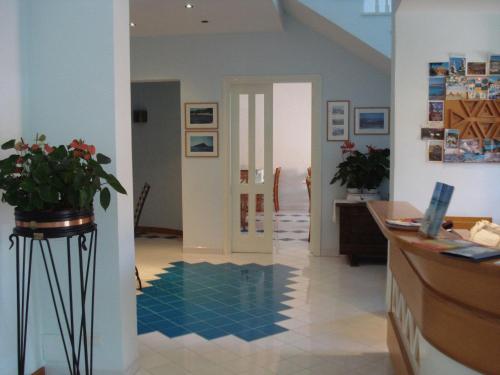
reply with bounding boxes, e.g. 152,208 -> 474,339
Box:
489,76 -> 500,99
185,103 -> 218,129
429,62 -> 449,76
327,100 -> 349,141
489,55 -> 500,75
354,107 -> 390,135
446,76 -> 468,100
421,128 -> 444,141
449,56 -> 466,76
429,77 -> 446,100
427,141 -> 444,162
444,129 -> 460,149
185,131 -> 218,157
466,62 -> 487,76
428,101 -> 444,122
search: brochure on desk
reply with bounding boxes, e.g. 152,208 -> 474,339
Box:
419,182 -> 454,238
442,246 -> 500,262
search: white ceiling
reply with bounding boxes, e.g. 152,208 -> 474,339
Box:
130,0 -> 283,37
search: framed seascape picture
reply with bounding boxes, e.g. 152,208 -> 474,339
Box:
185,103 -> 218,129
185,131 -> 219,157
327,100 -> 349,141
354,107 -> 390,135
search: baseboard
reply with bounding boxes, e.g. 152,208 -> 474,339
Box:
136,226 -> 183,236
183,246 -> 224,254
44,358 -> 139,375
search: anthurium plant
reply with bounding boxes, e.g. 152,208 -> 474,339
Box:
330,140 -> 390,190
0,135 -> 126,211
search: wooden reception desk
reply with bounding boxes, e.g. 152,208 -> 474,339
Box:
367,201 -> 500,375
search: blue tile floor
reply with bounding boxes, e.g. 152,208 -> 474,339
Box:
137,261 -> 298,341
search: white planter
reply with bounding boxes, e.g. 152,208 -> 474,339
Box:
347,188 -> 361,194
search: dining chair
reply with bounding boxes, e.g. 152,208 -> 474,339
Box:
134,182 -> 151,291
273,167 -> 281,212
306,169 -> 312,241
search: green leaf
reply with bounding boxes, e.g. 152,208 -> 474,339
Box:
40,185 -> 59,203
1,139 -> 16,150
79,189 -> 88,208
105,174 -> 127,194
96,153 -> 111,164
38,134 -> 46,142
20,179 -> 36,192
100,187 -> 111,210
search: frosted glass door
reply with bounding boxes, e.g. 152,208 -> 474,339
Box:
230,84 -> 273,253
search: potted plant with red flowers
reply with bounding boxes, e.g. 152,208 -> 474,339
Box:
0,134 -> 126,237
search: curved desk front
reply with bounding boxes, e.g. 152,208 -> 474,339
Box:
367,201 -> 500,375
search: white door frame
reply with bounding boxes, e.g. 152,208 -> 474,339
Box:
222,75 -> 322,256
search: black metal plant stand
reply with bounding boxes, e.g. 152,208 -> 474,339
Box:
10,225 -> 98,375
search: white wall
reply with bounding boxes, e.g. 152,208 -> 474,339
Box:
131,14 -> 390,255
0,2 -> 39,374
393,0 -> 500,222
273,83 -> 312,212
0,1 -> 138,374
131,82 -> 183,231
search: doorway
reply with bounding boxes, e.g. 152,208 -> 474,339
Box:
131,81 -> 183,238
224,76 -> 322,256
273,83 -> 312,255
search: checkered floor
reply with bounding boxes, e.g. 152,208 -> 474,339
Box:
137,262 -> 297,341
274,211 -> 310,245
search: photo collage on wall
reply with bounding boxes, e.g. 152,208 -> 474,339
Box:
423,54 -> 500,163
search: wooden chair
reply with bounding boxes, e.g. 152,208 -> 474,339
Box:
134,182 -> 151,291
273,167 -> 281,212
306,171 -> 312,242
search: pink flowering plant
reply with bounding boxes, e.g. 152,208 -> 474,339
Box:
330,140 -> 390,190
0,135 -> 126,211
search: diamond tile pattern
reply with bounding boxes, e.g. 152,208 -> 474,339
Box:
137,261 -> 297,341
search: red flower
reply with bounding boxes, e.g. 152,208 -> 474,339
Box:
16,157 -> 24,164
88,145 -> 96,155
70,139 -> 80,149
341,140 -> 355,154
74,150 -> 82,158
44,144 -> 55,154
31,144 -> 40,151
80,143 -> 89,151
84,153 -> 91,160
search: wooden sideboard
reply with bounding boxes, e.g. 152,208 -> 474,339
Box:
367,201 -> 500,375
337,202 -> 388,266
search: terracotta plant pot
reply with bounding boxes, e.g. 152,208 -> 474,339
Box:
14,208 -> 95,238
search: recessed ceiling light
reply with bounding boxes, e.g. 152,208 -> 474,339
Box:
201,20 -> 209,23
185,3 -> 194,9
130,22 -> 136,27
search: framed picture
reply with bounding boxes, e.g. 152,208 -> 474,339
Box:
185,131 -> 218,157
429,77 -> 446,100
428,101 -> 444,122
489,55 -> 500,75
427,141 -> 444,162
449,56 -> 466,76
185,103 -> 218,129
429,62 -> 449,77
466,62 -> 487,76
354,107 -> 390,135
326,100 -> 349,141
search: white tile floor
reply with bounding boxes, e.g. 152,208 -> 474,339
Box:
135,216 -> 393,375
